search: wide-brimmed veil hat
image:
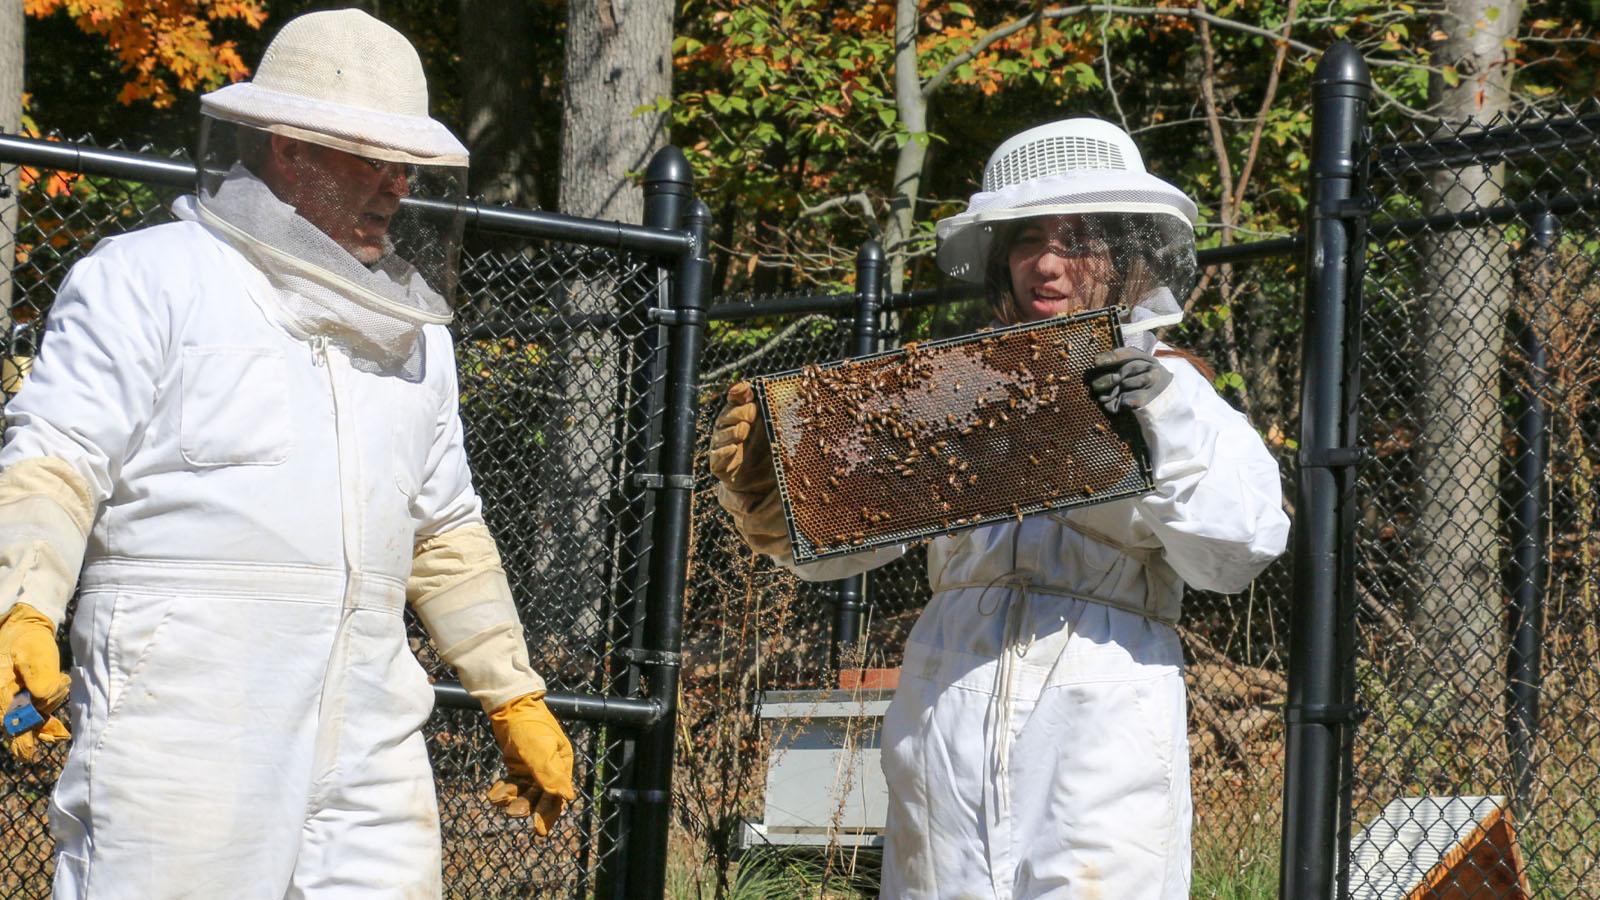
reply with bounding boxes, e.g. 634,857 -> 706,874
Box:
188,8 -> 469,372
200,8 -> 468,166
936,118 -> 1197,283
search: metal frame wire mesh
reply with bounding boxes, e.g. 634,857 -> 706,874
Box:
1345,103 -> 1600,898
688,243 -> 1299,888
0,132 -> 704,899
11,78 -> 1600,898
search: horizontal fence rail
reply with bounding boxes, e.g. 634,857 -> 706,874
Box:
0,132 -> 692,254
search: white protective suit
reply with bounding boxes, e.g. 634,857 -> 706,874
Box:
785,349 -> 1289,899
1,201 -> 536,897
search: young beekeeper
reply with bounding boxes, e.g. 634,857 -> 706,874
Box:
0,9 -> 573,896
711,119 -> 1290,898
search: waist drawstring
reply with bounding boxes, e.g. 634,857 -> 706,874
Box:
979,570 -> 1036,818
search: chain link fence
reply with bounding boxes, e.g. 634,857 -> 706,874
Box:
677,250 -> 1299,890
0,133 -> 705,899
1345,104 -> 1600,897
11,94 -> 1600,899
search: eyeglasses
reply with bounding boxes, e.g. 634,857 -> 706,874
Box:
353,154 -> 418,182
1009,229 -> 1111,259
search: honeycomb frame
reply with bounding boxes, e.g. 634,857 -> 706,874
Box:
754,307 -> 1155,563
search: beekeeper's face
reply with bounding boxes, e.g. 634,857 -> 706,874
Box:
1006,215 -> 1115,323
261,135 -> 412,265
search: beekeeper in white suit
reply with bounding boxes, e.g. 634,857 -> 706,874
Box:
711,119 -> 1289,898
0,9 -> 574,897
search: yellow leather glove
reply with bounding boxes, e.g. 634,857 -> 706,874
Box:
0,603 -> 71,762
486,692 -> 576,837
709,382 -> 790,556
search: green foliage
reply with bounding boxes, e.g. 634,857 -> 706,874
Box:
1191,795 -> 1280,900
668,842 -> 879,900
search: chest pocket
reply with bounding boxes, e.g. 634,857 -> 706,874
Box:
393,422 -> 424,500
179,346 -> 293,466
390,380 -> 441,502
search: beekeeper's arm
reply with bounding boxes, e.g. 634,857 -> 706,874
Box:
709,382 -> 905,582
1088,347 -> 1289,593
406,328 -> 574,836
0,248 -> 165,760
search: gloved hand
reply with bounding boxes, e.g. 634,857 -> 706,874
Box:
709,382 -> 790,555
0,603 -> 71,763
1087,348 -> 1174,415
486,692 -> 576,837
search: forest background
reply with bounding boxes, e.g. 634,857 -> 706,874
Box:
7,0 -> 1600,895
12,0 -> 1600,298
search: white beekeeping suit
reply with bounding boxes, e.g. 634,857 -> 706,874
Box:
0,10 -> 575,898
710,119 -> 1290,899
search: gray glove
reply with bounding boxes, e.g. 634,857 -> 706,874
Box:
1087,348 -> 1173,415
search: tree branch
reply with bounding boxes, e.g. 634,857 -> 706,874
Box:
921,14 -> 1039,97
800,192 -> 879,227
1197,19 -> 1236,242
923,2 -> 1436,102
1232,0 -> 1300,214
704,314 -> 841,381
1197,17 -> 1253,419
1100,11 -> 1131,133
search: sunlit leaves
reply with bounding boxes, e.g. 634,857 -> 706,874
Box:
25,0 -> 267,109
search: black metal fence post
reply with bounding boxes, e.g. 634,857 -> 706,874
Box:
593,153 -> 681,900
828,239 -> 885,672
624,148 -> 712,899
1282,41 -> 1370,900
1507,209 -> 1555,816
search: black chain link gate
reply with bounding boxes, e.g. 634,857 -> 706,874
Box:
9,45 -> 1600,895
0,132 -> 710,900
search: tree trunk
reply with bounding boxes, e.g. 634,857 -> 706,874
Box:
459,0 -> 543,208
552,0 -> 672,627
884,0 -> 928,296
1413,0 -> 1524,706
1,0 -> 20,338
558,0 -> 671,223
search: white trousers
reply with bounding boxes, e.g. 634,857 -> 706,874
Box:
49,561 -> 442,899
879,590 -> 1192,899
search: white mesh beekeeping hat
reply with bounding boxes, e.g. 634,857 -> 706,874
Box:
200,8 -> 468,165
188,9 -> 469,372
936,118 -> 1197,283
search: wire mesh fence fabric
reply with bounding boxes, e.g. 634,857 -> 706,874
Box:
683,262 -> 1298,885
8,102 -> 1600,897
0,135 -> 671,899
1349,106 -> 1600,898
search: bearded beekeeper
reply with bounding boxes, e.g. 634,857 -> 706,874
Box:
0,9 -> 574,896
711,119 -> 1290,898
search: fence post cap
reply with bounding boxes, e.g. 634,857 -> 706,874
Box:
1314,41 -> 1371,90
856,238 -> 884,265
643,145 -> 693,197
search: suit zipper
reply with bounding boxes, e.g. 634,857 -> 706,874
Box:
311,336 -> 358,608
307,335 -> 359,802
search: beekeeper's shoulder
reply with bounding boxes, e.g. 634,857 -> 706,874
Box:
418,320 -> 462,396
81,217 -> 245,286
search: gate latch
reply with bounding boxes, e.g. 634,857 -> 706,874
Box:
1286,703 -> 1369,726
616,646 -> 682,669
633,472 -> 695,491
1298,446 -> 1367,470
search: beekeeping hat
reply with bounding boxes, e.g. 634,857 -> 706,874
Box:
199,8 -> 468,165
186,8 -> 469,373
936,118 -> 1197,282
